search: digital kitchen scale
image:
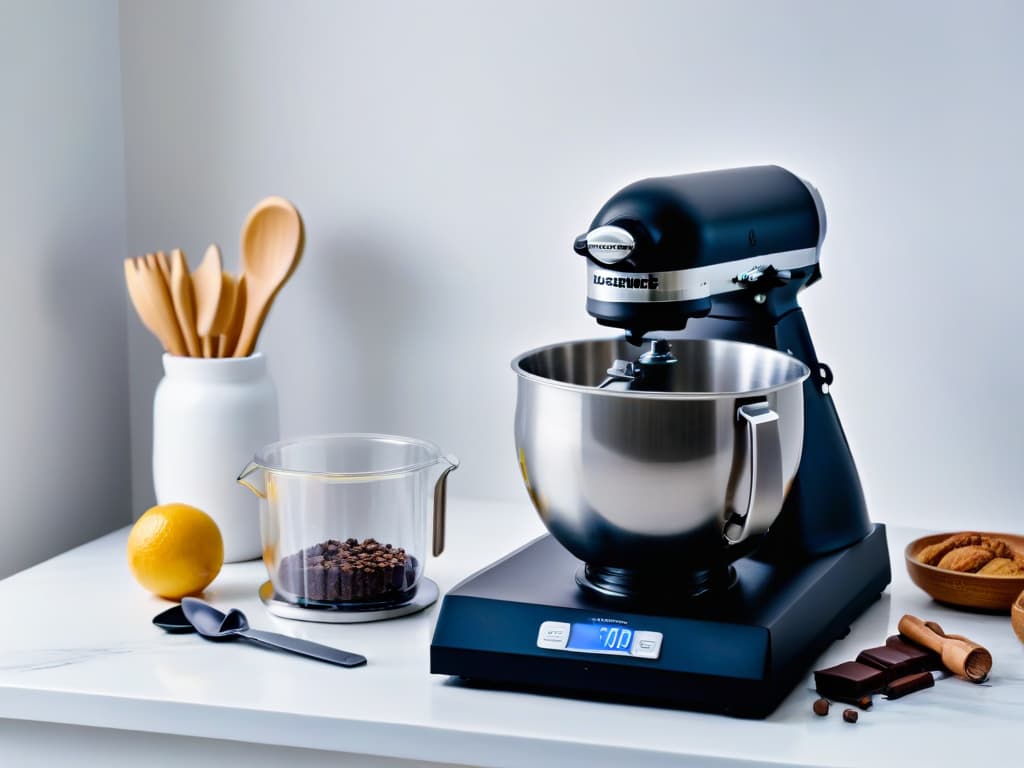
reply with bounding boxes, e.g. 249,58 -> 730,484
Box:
431,527 -> 890,718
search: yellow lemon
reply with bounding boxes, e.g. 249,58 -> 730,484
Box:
127,503 -> 224,600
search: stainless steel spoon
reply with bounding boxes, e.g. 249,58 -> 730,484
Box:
155,598 -> 366,668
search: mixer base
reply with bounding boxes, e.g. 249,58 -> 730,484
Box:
575,562 -> 737,600
431,524 -> 891,718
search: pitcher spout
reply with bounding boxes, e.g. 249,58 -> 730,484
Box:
236,461 -> 267,499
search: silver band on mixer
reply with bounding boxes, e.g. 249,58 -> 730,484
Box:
586,246 -> 818,303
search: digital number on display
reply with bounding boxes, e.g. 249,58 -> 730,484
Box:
565,623 -> 634,652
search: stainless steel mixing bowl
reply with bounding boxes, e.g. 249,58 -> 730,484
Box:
512,338 -> 810,583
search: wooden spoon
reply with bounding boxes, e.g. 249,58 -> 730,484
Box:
233,196 -> 304,357
898,614 -> 992,682
131,255 -> 187,356
169,249 -> 201,357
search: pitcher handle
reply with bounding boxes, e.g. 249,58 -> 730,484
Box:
432,455 -> 459,557
723,402 -> 783,544
237,461 -> 266,499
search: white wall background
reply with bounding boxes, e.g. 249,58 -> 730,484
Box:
110,0 -> 1020,532
0,0 -> 130,577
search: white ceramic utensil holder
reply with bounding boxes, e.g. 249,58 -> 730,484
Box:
153,353 -> 278,562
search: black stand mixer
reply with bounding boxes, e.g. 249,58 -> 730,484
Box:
431,166 -> 892,717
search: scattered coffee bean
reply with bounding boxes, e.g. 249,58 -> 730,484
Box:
812,698 -> 830,716
856,695 -> 872,710
842,708 -> 858,723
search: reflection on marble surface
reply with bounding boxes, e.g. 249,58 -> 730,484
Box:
0,646 -> 135,673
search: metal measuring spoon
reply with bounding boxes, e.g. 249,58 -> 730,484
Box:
152,604 -> 250,635
153,603 -> 205,633
152,599 -> 366,668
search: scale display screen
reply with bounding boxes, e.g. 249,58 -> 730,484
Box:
566,623 -> 634,652
535,620 -> 663,659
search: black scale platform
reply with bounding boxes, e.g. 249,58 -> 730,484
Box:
431,525 -> 891,718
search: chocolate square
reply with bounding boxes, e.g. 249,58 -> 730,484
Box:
814,661 -> 886,700
856,645 -> 922,683
885,671 -> 935,699
886,635 -> 943,670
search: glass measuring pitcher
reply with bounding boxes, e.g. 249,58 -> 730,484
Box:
238,434 -> 458,608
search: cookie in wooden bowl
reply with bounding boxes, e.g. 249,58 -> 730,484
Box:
905,532 -> 1024,611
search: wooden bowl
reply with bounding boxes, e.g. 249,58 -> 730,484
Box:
1013,590 -> 1024,643
905,532 -> 1024,612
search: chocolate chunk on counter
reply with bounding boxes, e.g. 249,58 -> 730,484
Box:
856,645 -> 923,683
812,698 -> 830,716
842,708 -> 859,723
885,671 -> 935,699
886,635 -> 943,670
814,661 -> 886,701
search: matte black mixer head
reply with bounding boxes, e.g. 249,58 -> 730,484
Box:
574,165 -> 827,344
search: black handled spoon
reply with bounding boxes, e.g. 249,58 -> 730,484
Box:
152,599 -> 366,668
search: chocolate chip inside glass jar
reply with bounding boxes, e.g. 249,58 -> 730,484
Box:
277,538 -> 417,605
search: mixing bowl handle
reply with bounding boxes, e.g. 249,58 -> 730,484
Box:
723,403 -> 783,545
432,456 -> 459,557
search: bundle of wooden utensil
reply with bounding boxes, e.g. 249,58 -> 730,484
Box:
124,196 -> 304,358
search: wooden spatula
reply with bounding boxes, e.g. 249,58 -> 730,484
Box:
131,254 -> 187,356
154,250 -> 172,286
169,249 -> 201,357
233,196 -> 304,357
212,274 -> 239,353
124,258 -> 168,352
221,274 -> 246,357
193,244 -> 239,357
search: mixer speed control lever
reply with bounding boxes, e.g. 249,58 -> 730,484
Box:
734,264 -> 799,288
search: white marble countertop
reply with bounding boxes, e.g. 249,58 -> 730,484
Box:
0,497 -> 1021,767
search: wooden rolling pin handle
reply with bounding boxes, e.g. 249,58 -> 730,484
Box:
898,614 -> 992,683
897,615 -> 941,652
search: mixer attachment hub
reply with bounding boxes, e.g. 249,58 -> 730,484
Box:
597,338 -> 679,391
